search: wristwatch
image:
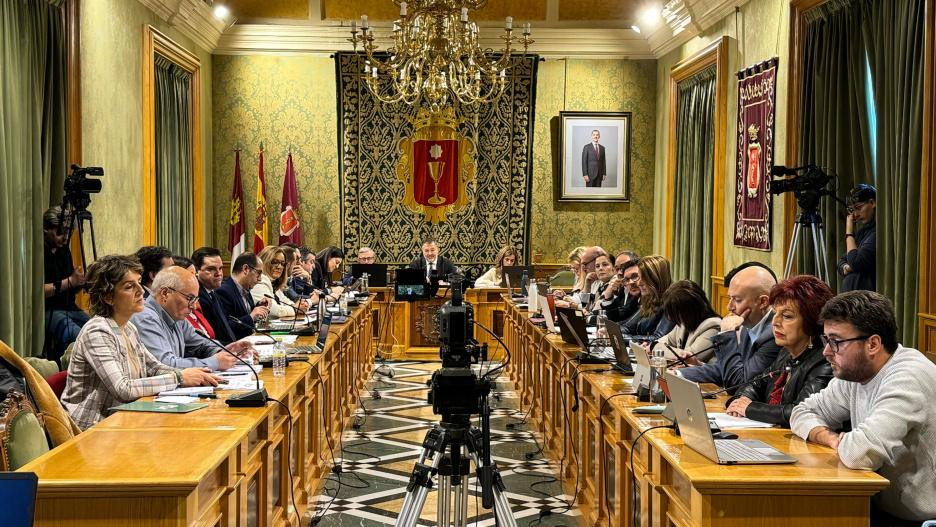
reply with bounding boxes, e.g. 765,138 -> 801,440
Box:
845,233 -> 855,238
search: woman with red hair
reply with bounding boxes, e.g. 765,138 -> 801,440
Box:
725,275 -> 834,427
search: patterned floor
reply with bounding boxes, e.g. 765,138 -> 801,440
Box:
308,361 -> 582,527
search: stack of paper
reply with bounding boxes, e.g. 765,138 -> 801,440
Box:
708,413 -> 777,429
158,386 -> 214,397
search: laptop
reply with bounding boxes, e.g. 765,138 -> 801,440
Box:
501,265 -> 535,290
560,313 -> 611,365
556,307 -> 588,345
289,315 -> 331,354
605,321 -> 635,375
667,374 -> 797,465
351,263 -> 388,287
0,471 -> 38,527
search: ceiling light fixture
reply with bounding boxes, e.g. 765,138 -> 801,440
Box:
349,1 -> 534,113
631,25 -> 641,33
640,8 -> 661,26
213,5 -> 228,19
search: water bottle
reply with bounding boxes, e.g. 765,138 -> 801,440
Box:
339,293 -> 349,315
520,270 -> 529,296
649,348 -> 666,403
272,342 -> 287,377
362,272 -> 370,293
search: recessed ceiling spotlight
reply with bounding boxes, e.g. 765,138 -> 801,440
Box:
641,8 -> 661,25
631,25 -> 641,33
214,5 -> 228,19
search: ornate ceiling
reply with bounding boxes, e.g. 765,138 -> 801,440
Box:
139,0 -> 752,58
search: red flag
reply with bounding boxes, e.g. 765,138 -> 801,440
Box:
227,151 -> 246,262
413,140 -> 458,207
253,148 -> 268,252
278,152 -> 303,245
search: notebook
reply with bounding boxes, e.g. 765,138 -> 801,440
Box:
666,374 -> 797,465
111,401 -> 208,414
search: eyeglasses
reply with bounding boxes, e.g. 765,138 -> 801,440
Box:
270,260 -> 286,268
247,265 -> 263,277
820,334 -> 871,353
581,257 -> 597,269
359,256 -> 375,263
846,202 -> 868,214
623,274 -> 640,285
167,286 -> 198,307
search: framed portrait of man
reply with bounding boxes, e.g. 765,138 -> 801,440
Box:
557,111 -> 631,202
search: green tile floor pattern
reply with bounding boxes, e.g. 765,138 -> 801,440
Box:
307,361 -> 583,527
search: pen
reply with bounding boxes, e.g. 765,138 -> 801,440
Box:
191,394 -> 219,399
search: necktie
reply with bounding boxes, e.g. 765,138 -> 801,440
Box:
595,144 -> 599,157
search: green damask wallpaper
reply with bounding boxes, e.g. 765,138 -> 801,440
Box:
530,59 -> 657,262
212,55 -> 339,256
212,56 -> 655,262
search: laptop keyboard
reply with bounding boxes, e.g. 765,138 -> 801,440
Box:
715,440 -> 773,462
288,345 -> 323,354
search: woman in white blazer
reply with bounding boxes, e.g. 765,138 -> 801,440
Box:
252,246 -> 309,319
656,280 -> 722,365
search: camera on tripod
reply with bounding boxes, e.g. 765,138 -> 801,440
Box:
770,164 -> 835,213
62,164 -> 103,212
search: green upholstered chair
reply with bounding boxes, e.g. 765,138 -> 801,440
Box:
0,392 -> 50,471
60,342 -> 75,371
23,356 -> 59,379
550,271 -> 576,287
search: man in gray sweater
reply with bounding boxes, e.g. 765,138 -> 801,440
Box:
791,291 -> 936,525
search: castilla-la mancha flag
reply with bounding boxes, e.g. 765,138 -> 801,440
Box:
278,152 -> 303,245
253,147 -> 269,252
227,150 -> 246,262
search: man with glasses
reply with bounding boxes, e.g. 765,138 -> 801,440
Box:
598,251 -> 641,322
192,246 -> 237,343
132,266 -> 252,370
556,246 -> 607,309
342,246 -> 376,286
837,184 -> 876,293
792,291 -> 936,526
215,252 -> 271,340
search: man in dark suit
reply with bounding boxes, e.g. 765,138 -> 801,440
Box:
214,252 -> 270,340
581,129 -> 606,187
191,246 -> 237,344
409,237 -> 457,283
599,252 -> 641,323
679,264 -> 781,392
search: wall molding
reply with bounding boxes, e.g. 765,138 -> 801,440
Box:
137,0 -> 227,52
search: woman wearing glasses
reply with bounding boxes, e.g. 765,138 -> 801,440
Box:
837,184 -> 876,293
252,246 -> 310,319
62,255 -> 222,430
725,275 -> 834,427
618,255 -> 675,341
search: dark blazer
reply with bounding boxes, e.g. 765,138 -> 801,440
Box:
837,220 -> 876,292
601,290 -> 640,323
309,265 -> 333,292
214,276 -> 256,340
409,256 -> 457,280
729,337 -> 832,428
198,284 -> 237,344
581,142 -> 606,185
681,312 -> 782,392
618,307 -> 675,342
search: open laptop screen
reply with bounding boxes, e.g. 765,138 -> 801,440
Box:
0,472 -> 38,527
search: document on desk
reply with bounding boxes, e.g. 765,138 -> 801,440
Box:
220,376 -> 265,391
708,413 -> 777,429
223,364 -> 263,373
111,401 -> 208,413
243,335 -> 298,345
158,387 -> 214,396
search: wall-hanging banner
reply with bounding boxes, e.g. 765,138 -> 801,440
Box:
336,52 -> 537,278
734,58 -> 778,251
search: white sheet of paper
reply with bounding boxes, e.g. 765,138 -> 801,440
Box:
154,396 -> 203,404
158,387 -> 214,396
243,335 -> 297,345
222,378 -> 265,392
708,413 -> 777,429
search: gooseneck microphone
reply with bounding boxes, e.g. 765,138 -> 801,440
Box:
654,342 -> 719,368
201,332 -> 268,408
703,366 -> 790,398
227,315 -> 277,344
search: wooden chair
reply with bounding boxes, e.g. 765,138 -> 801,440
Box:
0,392 -> 50,471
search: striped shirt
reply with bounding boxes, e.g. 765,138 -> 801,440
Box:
61,316 -> 179,430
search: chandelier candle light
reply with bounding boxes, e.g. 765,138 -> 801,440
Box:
348,0 -> 533,113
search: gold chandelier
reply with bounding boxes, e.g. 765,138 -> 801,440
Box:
348,1 -> 533,113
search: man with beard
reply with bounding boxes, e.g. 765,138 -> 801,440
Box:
791,291 -> 936,526
598,251 -> 640,323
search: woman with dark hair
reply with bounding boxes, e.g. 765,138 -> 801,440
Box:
658,280 -> 722,365
475,245 -> 520,287
725,274 -> 834,427
618,255 -> 675,341
61,255 -> 221,430
310,246 -> 345,300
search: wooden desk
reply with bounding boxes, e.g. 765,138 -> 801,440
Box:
502,300 -> 889,527
21,297 -> 375,527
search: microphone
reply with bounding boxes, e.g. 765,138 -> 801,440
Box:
227,315 -> 277,344
199,333 -> 268,408
264,293 -> 306,333
703,366 -> 790,398
654,342 -> 718,368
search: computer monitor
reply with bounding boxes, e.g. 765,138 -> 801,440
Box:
0,471 -> 38,527
500,265 -> 535,289
351,263 -> 388,287
394,268 -> 431,300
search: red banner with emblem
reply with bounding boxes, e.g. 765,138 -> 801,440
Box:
413,140 -> 458,207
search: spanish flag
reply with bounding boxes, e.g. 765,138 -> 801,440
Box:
227,150 -> 246,262
253,147 -> 268,252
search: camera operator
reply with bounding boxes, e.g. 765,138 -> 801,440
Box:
43,206 -> 89,351
837,184 -> 876,292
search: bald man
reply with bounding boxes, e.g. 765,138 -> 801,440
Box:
556,246 -> 608,309
131,266 -> 253,371
679,263 -> 781,391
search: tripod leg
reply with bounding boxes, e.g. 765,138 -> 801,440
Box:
816,222 -> 831,285
438,472 -> 450,526
783,223 -> 803,279
810,223 -> 825,283
395,428 -> 447,527
467,449 -> 519,527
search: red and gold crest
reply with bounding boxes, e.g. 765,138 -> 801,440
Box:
746,124 -> 762,199
397,108 -> 476,224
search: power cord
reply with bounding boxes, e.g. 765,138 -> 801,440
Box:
598,393 -> 637,525
268,397 -> 300,523
629,425 -> 673,525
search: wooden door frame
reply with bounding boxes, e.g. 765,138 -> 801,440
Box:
142,25 -> 204,248
664,36 -> 729,295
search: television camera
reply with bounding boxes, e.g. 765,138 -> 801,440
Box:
57,164 -> 104,271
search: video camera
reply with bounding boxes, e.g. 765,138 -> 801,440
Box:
770,164 -> 836,213
62,164 -> 103,212
427,273 -> 489,418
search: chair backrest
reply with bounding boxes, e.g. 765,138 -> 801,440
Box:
45,371 -> 67,399
24,356 -> 59,379
550,271 -> 576,287
0,392 -> 50,471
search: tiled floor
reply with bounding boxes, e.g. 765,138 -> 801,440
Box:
308,361 -> 582,526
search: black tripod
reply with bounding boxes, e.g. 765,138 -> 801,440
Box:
61,208 -> 98,272
781,188 -> 847,284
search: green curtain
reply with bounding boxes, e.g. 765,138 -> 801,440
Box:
797,0 -> 874,288
154,54 -> 194,255
671,66 -> 716,297
862,0 -> 924,346
0,0 -> 67,356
